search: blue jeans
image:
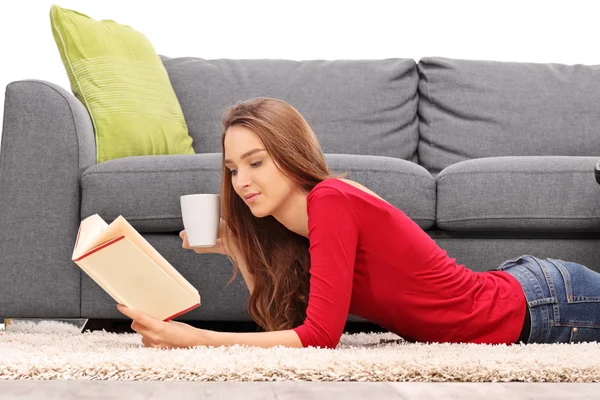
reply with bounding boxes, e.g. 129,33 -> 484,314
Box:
497,255 -> 600,344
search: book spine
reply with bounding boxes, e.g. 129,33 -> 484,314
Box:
164,303 -> 201,322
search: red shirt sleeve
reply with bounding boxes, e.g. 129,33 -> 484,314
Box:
292,187 -> 360,348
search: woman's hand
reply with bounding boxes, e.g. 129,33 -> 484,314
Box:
116,304 -> 215,349
180,218 -> 235,256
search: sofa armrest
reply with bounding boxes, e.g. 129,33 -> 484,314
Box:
0,80 -> 96,318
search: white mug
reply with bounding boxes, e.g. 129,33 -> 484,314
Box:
180,194 -> 221,247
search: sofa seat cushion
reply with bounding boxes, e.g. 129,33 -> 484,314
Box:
436,156 -> 600,231
80,154 -> 436,232
81,153 -> 222,232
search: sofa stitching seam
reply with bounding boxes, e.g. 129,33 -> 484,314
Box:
437,170 -> 592,182
81,168 -> 435,180
438,216 -> 600,222
112,215 -> 436,222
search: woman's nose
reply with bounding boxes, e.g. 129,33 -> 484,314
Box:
235,169 -> 252,188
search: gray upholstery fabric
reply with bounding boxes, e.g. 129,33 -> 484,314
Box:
431,234 -> 600,274
80,154 -> 222,232
0,80 -> 96,318
3,56 -> 600,320
436,156 -> 600,231
418,57 -> 600,176
160,56 -> 419,163
80,153 -> 436,232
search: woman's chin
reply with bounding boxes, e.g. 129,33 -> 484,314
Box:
249,205 -> 268,218
253,211 -> 270,218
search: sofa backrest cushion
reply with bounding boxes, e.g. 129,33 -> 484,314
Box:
160,56 -> 419,162
418,57 -> 600,175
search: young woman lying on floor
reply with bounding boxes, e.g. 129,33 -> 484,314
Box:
118,98 -> 600,349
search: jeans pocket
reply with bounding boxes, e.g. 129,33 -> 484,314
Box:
546,258 -> 600,303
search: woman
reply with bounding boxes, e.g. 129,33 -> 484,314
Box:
117,98 -> 600,349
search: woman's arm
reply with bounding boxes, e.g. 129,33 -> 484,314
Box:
291,187 -> 360,349
129,189 -> 356,350
207,329 -> 303,348
117,303 -> 302,349
221,189 -> 358,349
188,188 -> 357,350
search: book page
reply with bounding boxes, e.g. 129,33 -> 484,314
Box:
76,236 -> 200,321
72,214 -> 108,260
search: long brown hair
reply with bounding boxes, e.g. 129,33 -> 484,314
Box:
219,98 -> 348,332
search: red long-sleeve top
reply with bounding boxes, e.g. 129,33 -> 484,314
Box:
292,178 -> 527,349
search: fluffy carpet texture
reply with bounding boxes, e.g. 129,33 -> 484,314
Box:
1,321 -> 599,382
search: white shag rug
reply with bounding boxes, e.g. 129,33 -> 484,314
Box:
1,321 -> 599,382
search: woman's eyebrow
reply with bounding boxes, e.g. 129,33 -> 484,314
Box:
224,148 -> 266,165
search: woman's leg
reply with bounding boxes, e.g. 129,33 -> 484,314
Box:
497,255 -> 600,344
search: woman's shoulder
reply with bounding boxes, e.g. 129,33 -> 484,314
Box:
313,178 -> 391,206
310,178 -> 351,198
313,178 -> 358,192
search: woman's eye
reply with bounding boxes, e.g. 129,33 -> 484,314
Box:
230,161 -> 262,176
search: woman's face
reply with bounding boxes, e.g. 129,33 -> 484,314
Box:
224,125 -> 298,218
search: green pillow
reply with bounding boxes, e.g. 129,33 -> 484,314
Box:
49,5 -> 195,163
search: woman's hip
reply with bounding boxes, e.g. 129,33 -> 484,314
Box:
497,255 -> 600,344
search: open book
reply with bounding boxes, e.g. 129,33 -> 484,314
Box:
72,214 -> 200,321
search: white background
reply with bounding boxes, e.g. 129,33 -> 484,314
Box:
1,0 -> 599,145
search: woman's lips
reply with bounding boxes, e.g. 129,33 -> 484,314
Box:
246,194 -> 260,203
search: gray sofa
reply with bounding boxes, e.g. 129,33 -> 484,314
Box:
2,56 -> 600,324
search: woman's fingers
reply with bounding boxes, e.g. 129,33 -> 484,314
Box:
180,231 -> 191,249
141,337 -> 159,348
180,228 -> 224,254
